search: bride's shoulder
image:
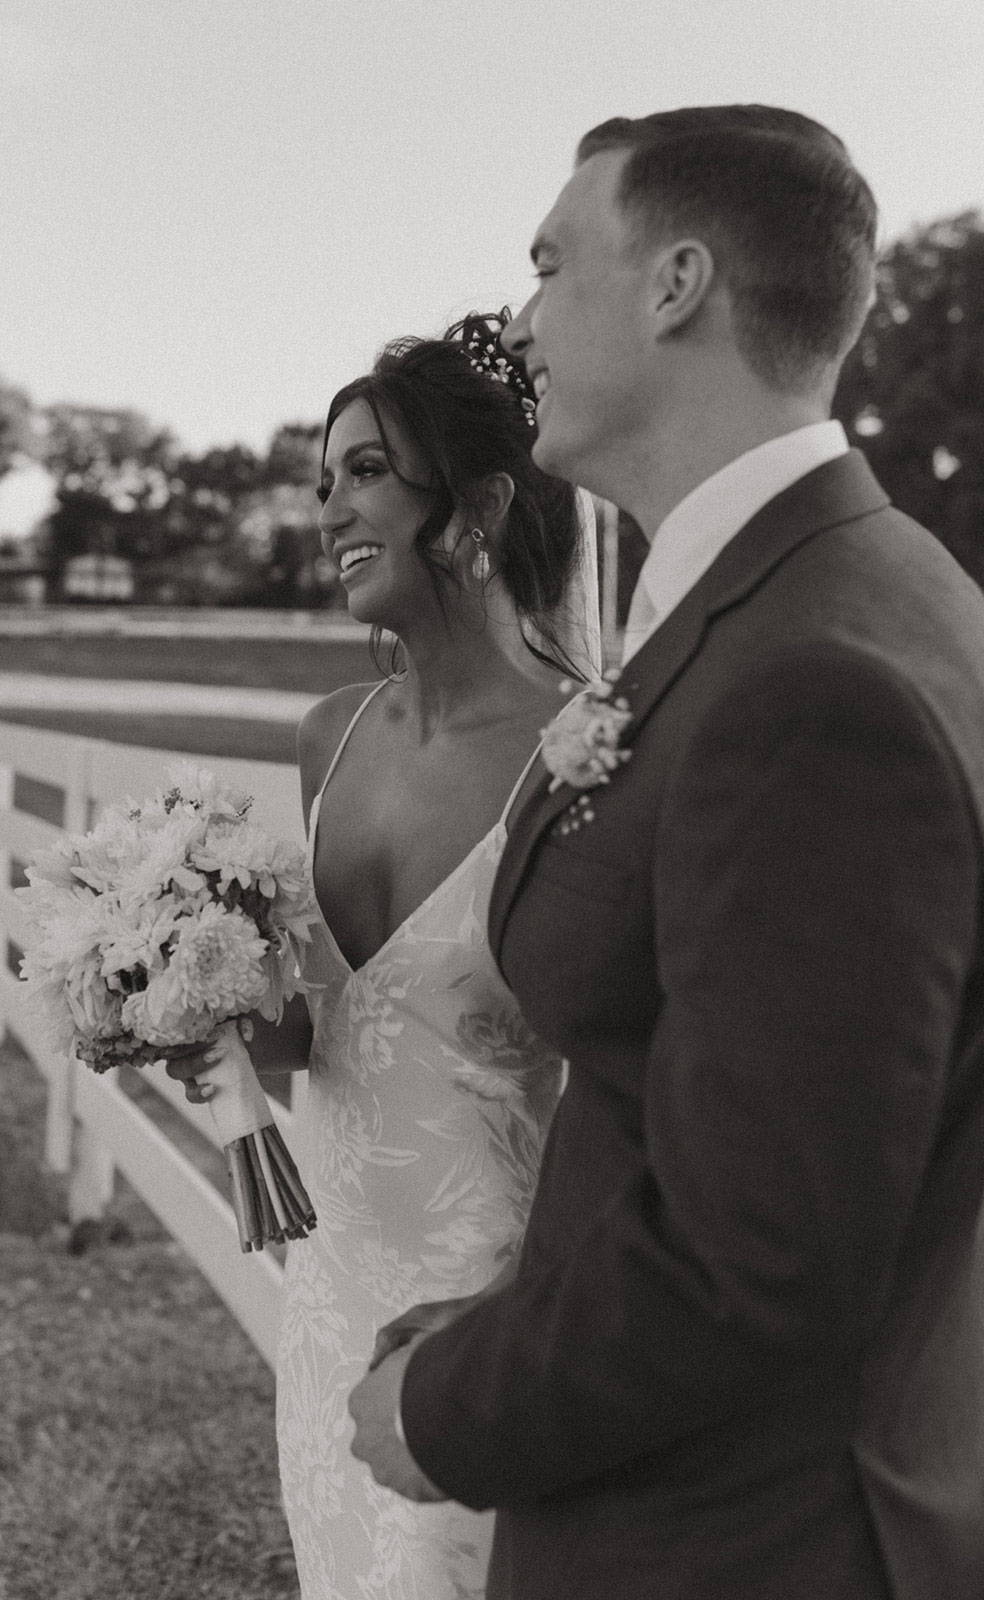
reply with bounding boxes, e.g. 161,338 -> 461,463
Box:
297,682 -> 379,806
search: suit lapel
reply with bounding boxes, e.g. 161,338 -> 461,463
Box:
489,450 -> 890,958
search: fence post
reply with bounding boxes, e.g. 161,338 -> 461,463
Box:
63,741 -> 115,1220
68,1071 -> 117,1222
44,1053 -> 74,1173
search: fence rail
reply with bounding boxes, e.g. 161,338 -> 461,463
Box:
0,718 -> 306,1367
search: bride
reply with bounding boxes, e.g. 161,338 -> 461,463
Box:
173,311 -> 599,1598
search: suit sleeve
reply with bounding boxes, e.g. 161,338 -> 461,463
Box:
400,645 -> 982,1508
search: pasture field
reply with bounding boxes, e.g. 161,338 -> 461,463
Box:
0,707 -> 299,763
0,612 -> 378,760
0,616 -> 375,695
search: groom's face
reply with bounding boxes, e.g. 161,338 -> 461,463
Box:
503,149 -> 657,498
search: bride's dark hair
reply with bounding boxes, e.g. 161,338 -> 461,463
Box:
322,310 -> 583,678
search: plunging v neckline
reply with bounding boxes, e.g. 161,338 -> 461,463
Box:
312,821 -> 506,977
306,680 -> 542,978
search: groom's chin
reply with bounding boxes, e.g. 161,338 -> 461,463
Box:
531,419 -> 573,481
532,422 -> 596,498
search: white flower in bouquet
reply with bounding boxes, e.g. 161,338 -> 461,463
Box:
162,761 -> 252,821
112,811 -> 211,904
122,901 -> 270,1046
58,813 -> 142,896
20,836 -> 78,893
16,763 -> 322,1251
98,893 -> 184,986
194,819 -> 303,901
19,893 -> 108,1052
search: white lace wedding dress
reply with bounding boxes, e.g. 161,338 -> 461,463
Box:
276,685 -> 564,1600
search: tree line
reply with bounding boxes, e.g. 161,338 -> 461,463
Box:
4,208 -> 984,605
0,401 -> 330,606
833,209 -> 984,587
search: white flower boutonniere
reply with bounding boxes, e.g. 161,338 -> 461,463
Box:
542,673 -> 632,801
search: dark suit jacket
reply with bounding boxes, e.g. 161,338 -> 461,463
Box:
401,451 -> 984,1599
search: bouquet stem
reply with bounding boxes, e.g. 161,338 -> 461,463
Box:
225,1125 -> 316,1252
203,1021 -> 317,1253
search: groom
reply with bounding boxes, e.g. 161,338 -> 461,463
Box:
349,107 -> 984,1597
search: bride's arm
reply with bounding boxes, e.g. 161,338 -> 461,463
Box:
298,682 -> 377,822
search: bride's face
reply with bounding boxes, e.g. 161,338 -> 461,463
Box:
319,399 -> 440,629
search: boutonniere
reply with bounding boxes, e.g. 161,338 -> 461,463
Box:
541,673 -> 632,833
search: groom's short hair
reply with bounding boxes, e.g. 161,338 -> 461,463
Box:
577,105 -> 878,393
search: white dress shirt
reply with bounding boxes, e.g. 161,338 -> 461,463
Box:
620,421 -> 850,665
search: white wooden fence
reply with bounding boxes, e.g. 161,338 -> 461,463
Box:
0,720 -> 307,1368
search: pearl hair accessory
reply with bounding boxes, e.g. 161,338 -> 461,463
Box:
464,326 -> 538,427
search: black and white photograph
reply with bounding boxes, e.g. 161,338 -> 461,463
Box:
3,2 -> 984,1596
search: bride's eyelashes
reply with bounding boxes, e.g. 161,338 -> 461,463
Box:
350,458 -> 386,486
317,456 -> 387,504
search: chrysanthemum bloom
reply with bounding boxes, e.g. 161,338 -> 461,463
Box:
163,763 -> 252,820
124,901 -> 268,1044
98,895 -> 184,985
194,821 -> 304,900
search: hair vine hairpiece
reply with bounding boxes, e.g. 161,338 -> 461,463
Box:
460,315 -> 538,427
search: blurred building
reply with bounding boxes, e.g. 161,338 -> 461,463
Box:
0,454 -> 59,603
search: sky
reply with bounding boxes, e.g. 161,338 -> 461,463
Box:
3,0 -> 983,457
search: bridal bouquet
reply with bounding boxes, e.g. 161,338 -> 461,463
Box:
16,763 -> 320,1253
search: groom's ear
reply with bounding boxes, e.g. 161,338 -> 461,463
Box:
647,239 -> 716,339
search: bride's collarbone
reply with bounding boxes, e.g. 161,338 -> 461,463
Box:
344,703 -> 545,811
313,740 -> 528,951
310,685 -> 557,954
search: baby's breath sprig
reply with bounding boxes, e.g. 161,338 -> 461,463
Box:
541,671 -> 632,797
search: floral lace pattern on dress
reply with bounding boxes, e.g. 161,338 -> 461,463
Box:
277,796 -> 562,1599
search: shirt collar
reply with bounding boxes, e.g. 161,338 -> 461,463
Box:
622,420 -> 849,663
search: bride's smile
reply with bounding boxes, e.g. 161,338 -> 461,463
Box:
318,397 -> 438,629
337,542 -> 384,577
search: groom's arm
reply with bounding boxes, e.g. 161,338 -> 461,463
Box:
399,645 -> 980,1508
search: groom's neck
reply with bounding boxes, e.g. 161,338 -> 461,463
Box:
625,375 -> 833,544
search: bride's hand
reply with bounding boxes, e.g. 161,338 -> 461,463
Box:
161,1039 -> 216,1103
368,1297 -> 478,1371
161,1017 -> 254,1104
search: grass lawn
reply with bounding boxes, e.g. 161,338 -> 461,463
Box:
0,619 -> 381,760
0,707 -> 300,763
0,1037 -> 300,1600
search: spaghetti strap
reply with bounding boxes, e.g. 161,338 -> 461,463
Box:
307,681 -> 387,838
499,739 -> 544,830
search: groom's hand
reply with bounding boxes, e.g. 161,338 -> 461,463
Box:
348,1337 -> 448,1503
368,1295 -> 478,1371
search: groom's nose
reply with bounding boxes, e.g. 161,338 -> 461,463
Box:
502,297 -> 534,360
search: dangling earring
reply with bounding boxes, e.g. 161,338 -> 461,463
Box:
471,527 -> 490,583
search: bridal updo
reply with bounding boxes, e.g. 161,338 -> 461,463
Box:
322,310 -> 582,675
